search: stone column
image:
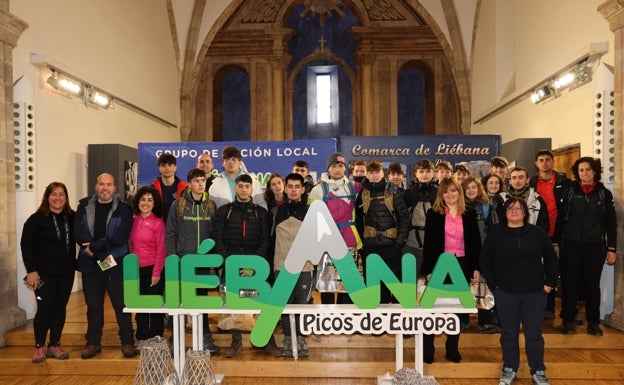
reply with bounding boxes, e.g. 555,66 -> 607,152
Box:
358,54 -> 375,136
0,6 -> 28,346
599,0 -> 624,331
268,56 -> 290,140
266,28 -> 292,140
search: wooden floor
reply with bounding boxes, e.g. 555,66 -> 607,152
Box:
1,291 -> 623,385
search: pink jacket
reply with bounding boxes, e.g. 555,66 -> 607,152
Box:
130,212 -> 166,277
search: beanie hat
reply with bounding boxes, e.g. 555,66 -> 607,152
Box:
327,152 -> 346,169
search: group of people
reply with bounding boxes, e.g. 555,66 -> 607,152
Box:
21,146 -> 617,385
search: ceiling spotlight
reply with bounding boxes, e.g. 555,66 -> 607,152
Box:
46,69 -> 83,96
530,85 -> 553,104
88,90 -> 112,108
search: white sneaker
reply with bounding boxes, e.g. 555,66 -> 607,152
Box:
499,367 -> 516,385
532,370 -> 550,385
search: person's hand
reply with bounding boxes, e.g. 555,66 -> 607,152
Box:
606,251 -> 617,265
544,285 -> 553,294
553,244 -> 560,259
150,276 -> 160,286
82,242 -> 94,257
26,271 -> 40,289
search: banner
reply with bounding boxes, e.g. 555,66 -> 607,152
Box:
340,135 -> 501,184
138,139 -> 336,188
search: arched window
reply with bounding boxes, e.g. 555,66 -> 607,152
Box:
397,61 -> 435,135
213,65 -> 250,141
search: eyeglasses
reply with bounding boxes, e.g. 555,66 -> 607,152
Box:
506,206 -> 523,212
223,157 -> 239,163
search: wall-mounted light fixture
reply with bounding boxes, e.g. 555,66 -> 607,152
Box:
530,56 -> 600,105
45,68 -> 113,109
31,53 -> 176,127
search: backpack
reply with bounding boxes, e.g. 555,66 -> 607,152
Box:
176,193 -> 215,220
564,186 -> 605,220
321,180 -> 356,202
361,188 -> 395,219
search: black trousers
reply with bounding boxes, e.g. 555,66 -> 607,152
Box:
82,268 -> 134,346
33,272 -> 75,346
495,289 -> 547,373
361,243 -> 403,304
135,265 -> 165,340
277,270 -> 313,336
560,240 -> 606,324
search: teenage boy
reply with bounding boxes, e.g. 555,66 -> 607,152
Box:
308,152 -> 363,304
355,160 -> 410,303
387,162 -> 406,192
351,160 -> 367,183
209,145 -> 266,209
272,173 -> 314,357
507,166 -> 549,232
212,174 -> 270,358
402,159 -> 437,275
453,164 -> 471,184
165,168 -> 219,353
152,153 -> 188,221
292,160 -> 315,193
490,156 -> 510,186
434,160 -> 453,184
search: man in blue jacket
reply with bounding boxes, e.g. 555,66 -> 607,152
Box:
74,173 -> 137,359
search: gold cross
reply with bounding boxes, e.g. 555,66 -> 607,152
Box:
318,36 -> 326,51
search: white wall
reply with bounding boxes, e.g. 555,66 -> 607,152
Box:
471,0 -> 613,154
11,0 -> 182,318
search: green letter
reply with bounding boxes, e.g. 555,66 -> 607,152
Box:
420,252 -> 475,308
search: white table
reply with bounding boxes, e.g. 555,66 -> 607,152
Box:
125,304 -> 475,377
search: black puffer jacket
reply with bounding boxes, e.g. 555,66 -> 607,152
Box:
212,198 -> 270,258
355,179 -> 410,247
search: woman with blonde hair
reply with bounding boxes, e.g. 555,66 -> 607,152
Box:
422,177 -> 481,363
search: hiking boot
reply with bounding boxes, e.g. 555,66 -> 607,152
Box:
297,336 -> 309,358
46,345 -> 69,359
562,322 -> 575,335
32,346 -> 46,363
81,344 -> 102,359
122,344 -> 139,358
531,370 -> 550,385
203,333 -> 221,354
498,367 -> 516,385
263,335 -> 283,357
225,334 -> 242,358
282,336 -> 293,357
587,322 -> 604,336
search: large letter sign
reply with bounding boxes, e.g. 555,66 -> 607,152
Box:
123,201 -> 475,346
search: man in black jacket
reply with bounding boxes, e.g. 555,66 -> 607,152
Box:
212,174 -> 270,358
355,160 -> 410,304
529,149 -> 571,319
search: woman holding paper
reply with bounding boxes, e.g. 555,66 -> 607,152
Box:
21,182 -> 76,363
